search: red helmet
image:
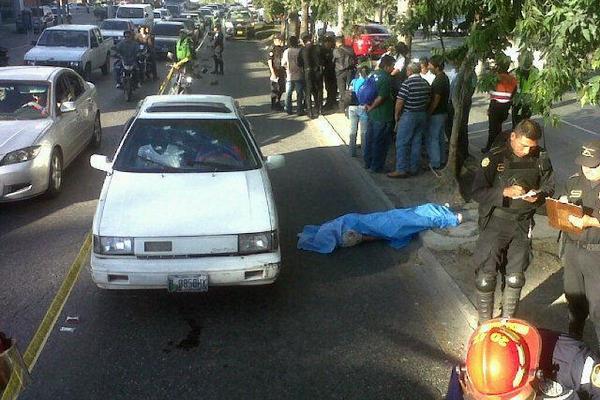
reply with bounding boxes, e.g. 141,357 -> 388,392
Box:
461,318 -> 542,400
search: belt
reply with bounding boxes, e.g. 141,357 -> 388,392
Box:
492,207 -> 533,221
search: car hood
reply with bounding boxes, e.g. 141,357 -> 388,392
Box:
0,119 -> 51,156
98,169 -> 272,237
25,46 -> 86,61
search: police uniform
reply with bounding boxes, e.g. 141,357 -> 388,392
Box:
321,42 -> 337,110
447,329 -> 600,399
561,141 -> 600,342
471,143 -> 555,323
268,44 -> 286,110
298,42 -> 323,118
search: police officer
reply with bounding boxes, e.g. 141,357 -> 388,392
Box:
298,32 -> 323,119
558,140 -> 600,344
446,318 -> 600,400
268,33 -> 286,111
321,35 -> 337,111
471,119 -> 555,324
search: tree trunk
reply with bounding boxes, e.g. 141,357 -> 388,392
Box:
337,1 -> 344,34
301,0 -> 309,34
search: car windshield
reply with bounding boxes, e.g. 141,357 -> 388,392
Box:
0,82 -> 50,120
363,25 -> 389,35
116,7 -> 144,18
153,23 -> 182,36
37,29 -> 88,47
101,20 -> 129,30
114,119 -> 260,173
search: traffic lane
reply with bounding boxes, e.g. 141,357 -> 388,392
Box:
0,53 -> 164,351
22,40 -> 453,399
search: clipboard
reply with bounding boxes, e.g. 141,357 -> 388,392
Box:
545,198 -> 584,234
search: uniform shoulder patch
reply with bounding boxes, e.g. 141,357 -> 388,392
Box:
591,364 -> 600,387
481,157 -> 490,167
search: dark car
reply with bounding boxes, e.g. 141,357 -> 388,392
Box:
343,24 -> 391,58
224,10 -> 255,39
170,17 -> 199,44
153,21 -> 185,57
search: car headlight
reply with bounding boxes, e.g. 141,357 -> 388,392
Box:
25,60 -> 36,66
238,231 -> 277,254
0,146 -> 41,166
69,61 -> 81,68
93,235 -> 134,255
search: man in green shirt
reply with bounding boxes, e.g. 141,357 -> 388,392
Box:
364,55 -> 395,172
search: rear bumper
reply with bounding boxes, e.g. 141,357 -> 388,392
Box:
90,250 -> 281,289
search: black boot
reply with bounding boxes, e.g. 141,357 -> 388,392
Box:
477,289 -> 494,324
501,286 -> 522,318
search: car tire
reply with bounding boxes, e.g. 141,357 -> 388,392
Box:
83,63 -> 92,81
101,54 -> 110,75
89,113 -> 102,149
46,149 -> 63,198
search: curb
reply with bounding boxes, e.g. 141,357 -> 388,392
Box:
315,114 -> 478,358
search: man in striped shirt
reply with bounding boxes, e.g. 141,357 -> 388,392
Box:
388,62 -> 431,178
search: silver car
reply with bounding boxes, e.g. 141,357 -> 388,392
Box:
0,66 -> 101,202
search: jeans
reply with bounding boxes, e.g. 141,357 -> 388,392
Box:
348,105 -> 368,157
395,110 -> 427,174
364,119 -> 393,172
426,113 -> 447,169
285,80 -> 304,114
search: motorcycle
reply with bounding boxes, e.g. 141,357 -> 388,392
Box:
114,57 -> 138,102
136,44 -> 157,82
157,52 -> 193,95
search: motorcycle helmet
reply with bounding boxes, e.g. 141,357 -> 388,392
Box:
461,318 -> 542,400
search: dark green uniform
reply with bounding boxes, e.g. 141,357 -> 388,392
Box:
471,143 -> 555,323
269,45 -> 285,110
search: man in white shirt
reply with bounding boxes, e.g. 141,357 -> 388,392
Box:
281,35 -> 304,115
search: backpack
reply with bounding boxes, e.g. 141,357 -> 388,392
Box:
356,74 -> 378,105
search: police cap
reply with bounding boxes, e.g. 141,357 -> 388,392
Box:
575,140 -> 600,168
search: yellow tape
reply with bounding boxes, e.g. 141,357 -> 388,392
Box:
1,232 -> 92,400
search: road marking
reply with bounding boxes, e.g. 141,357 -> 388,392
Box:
561,119 -> 600,137
1,233 -> 92,400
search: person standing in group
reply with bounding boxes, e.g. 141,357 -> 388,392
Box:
347,64 -> 370,157
471,119 -> 554,324
321,36 -> 337,112
281,35 -> 304,115
482,56 -> 517,153
557,140 -> 600,345
512,51 -> 537,129
138,25 -> 158,81
363,55 -> 395,173
419,57 -> 435,85
446,62 -> 476,169
426,55 -> 450,170
268,33 -> 286,111
211,24 -> 224,75
298,32 -> 323,119
387,62 -> 430,179
377,42 -> 408,94
332,36 -> 356,113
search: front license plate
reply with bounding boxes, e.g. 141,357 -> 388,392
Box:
168,274 -> 208,292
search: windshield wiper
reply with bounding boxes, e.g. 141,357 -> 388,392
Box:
191,160 -> 239,171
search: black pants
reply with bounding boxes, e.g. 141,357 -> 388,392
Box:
473,216 -> 532,284
485,100 -> 511,151
563,241 -> 600,341
270,77 -> 285,106
213,54 -> 224,74
323,70 -> 337,107
446,99 -> 471,168
304,72 -> 322,117
336,70 -> 352,112
512,102 -> 532,129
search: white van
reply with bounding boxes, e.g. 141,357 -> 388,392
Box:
115,4 -> 154,27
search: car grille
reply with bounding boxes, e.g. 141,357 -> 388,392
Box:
38,60 -> 72,68
136,235 -> 239,257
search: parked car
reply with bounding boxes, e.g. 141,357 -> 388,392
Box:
115,4 -> 154,27
24,25 -> 113,81
89,95 -> 283,291
224,10 -> 255,39
152,21 -> 185,57
100,19 -> 136,44
344,24 -> 391,58
0,66 -> 101,202
153,8 -> 172,21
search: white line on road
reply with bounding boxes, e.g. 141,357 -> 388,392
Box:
560,119 -> 600,137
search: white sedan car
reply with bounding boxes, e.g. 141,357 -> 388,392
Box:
89,95 -> 283,291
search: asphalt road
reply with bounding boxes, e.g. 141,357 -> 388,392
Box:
1,13 -> 455,400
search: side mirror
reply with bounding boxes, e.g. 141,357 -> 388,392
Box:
59,101 -> 76,113
90,154 -> 113,172
265,155 -> 284,170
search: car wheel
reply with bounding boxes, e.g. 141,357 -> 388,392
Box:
83,63 -> 92,81
89,113 -> 102,149
101,54 -> 110,75
46,149 -> 63,198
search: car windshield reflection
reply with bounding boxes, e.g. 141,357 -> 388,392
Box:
113,119 -> 260,173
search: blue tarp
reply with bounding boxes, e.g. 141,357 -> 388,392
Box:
297,203 -> 460,254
